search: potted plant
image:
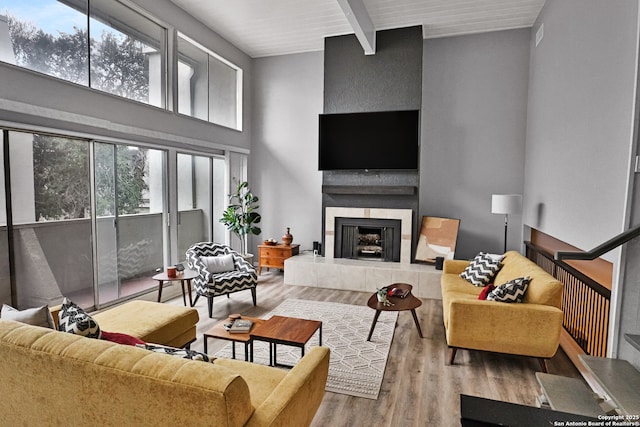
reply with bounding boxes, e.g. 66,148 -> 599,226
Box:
220,181 -> 262,258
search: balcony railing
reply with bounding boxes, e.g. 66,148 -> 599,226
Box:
1,209 -> 206,309
525,241 -> 611,357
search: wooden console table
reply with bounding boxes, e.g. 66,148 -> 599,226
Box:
258,243 -> 299,275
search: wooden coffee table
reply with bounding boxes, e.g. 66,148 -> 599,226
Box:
250,315 -> 322,367
366,283 -> 423,341
203,316 -> 264,361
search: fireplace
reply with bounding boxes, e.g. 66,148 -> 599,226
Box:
334,217 -> 401,262
325,207 -> 413,264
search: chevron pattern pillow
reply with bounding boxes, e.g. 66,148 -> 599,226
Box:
487,276 -> 531,303
137,343 -> 213,362
58,297 -> 102,339
460,252 -> 503,286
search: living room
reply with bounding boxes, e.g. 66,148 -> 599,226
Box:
1,0 -> 640,425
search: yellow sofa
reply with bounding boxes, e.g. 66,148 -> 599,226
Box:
50,300 -> 200,348
441,251 -> 563,371
0,319 -> 330,426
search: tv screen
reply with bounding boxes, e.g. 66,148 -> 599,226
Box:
318,110 -> 419,171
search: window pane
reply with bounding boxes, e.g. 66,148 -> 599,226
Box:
114,145 -> 149,215
177,35 -> 208,120
33,135 -> 90,221
94,142 -> 118,306
8,133 -> 91,224
116,146 -> 164,300
95,143 -> 165,305
89,0 -> 165,107
209,56 -> 238,129
212,157 -> 226,242
0,131 -> 10,306
0,0 -> 89,85
177,153 -> 211,259
9,131 -> 93,308
177,33 -> 242,130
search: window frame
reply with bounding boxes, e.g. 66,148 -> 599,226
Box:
0,0 -> 169,108
176,32 -> 243,131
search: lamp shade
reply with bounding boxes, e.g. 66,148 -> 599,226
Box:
491,194 -> 522,215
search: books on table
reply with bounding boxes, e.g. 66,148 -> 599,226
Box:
228,319 -> 253,333
387,287 -> 409,299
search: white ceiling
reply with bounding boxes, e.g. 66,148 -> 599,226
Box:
170,0 -> 545,58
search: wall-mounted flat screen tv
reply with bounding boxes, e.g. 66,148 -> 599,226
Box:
318,109 -> 419,171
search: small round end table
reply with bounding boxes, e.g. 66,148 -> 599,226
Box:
366,283 -> 423,341
152,269 -> 198,306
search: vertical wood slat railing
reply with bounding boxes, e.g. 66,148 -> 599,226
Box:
525,242 -> 611,358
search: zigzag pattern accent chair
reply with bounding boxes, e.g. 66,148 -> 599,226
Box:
185,242 -> 257,318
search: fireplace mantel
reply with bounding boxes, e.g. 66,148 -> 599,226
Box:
322,185 -> 417,196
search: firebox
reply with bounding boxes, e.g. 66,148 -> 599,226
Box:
334,217 -> 401,262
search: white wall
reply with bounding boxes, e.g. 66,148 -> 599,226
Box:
524,0 -> 640,363
524,0 -> 638,257
250,52 -> 324,254
421,29 -> 531,259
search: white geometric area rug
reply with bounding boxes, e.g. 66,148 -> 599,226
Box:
214,298 -> 398,399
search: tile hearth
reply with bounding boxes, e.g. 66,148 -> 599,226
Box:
284,253 -> 442,300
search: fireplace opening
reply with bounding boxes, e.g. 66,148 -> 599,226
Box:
334,217 -> 401,262
358,227 -> 383,260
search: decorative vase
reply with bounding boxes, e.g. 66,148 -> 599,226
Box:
282,227 -> 293,246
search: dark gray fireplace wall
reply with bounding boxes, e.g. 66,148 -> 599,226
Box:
322,26 -> 423,259
324,26 -> 423,114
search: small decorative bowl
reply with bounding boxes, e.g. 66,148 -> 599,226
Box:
264,240 -> 277,246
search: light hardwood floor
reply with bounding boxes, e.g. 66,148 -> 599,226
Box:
169,270 -> 581,427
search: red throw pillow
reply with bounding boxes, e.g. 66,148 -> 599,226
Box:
478,284 -> 496,300
101,331 -> 145,346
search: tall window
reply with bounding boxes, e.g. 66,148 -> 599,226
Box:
176,153 -> 227,259
0,0 -> 166,107
0,0 -> 89,85
177,33 -> 242,130
8,131 -> 93,308
0,129 -> 171,309
94,143 -> 166,306
89,0 -> 165,107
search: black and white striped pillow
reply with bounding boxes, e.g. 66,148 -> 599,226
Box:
460,252 -> 503,286
58,297 -> 102,339
487,276 -> 530,303
138,343 -> 212,362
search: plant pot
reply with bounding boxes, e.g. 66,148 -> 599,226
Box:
242,253 -> 254,265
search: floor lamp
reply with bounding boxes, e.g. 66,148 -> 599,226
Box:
491,194 -> 522,253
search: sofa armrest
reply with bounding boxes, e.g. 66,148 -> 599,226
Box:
246,346 -> 330,427
443,260 -> 470,275
446,299 -> 563,358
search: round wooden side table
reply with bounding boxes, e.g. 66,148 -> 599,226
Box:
366,283 -> 423,341
152,269 -> 198,306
